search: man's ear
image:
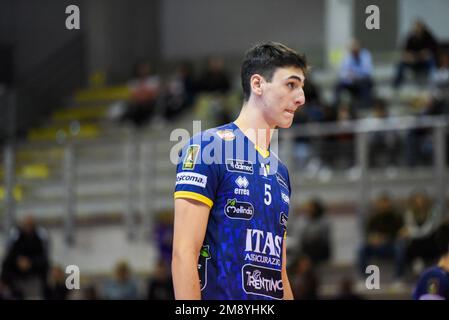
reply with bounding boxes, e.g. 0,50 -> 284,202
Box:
250,74 -> 264,97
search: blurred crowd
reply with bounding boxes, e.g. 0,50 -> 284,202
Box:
0,214 -> 174,300
1,18 -> 448,301
287,190 -> 449,300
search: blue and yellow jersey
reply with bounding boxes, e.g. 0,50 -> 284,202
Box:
413,266 -> 449,300
174,122 -> 291,300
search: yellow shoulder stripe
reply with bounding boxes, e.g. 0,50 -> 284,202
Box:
174,191 -> 213,208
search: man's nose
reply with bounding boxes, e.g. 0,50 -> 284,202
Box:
295,90 -> 306,107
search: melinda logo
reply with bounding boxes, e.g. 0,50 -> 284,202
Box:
224,198 -> 254,220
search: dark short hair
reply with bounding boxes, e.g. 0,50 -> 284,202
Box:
241,42 -> 308,101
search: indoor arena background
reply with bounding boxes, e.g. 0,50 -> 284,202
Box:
0,0 -> 448,300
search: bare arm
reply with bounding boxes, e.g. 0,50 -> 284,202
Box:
282,239 -> 294,300
172,198 -> 210,300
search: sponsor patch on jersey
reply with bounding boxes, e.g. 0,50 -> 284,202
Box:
224,198 -> 254,220
216,130 -> 236,141
279,212 -> 288,229
226,159 -> 254,174
198,245 -> 211,291
242,264 -> 283,300
276,173 -> 288,190
281,192 -> 290,204
182,145 -> 200,170
234,176 -> 250,196
176,172 -> 207,188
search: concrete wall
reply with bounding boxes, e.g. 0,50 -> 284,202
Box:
160,0 -> 325,65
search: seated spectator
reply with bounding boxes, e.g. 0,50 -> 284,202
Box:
431,51 -> 449,97
393,20 -> 439,89
412,221 -> 449,300
334,276 -> 364,300
121,60 -> 161,128
291,255 -> 319,300
400,191 -> 442,267
102,260 -> 139,300
289,198 -> 331,265
334,39 -> 373,109
196,57 -> 231,94
404,86 -> 444,167
328,103 -> 356,169
154,211 -> 174,268
162,62 -> 196,121
44,265 -> 69,300
0,215 -> 50,299
358,193 -> 406,281
368,98 -> 402,167
147,259 -> 174,300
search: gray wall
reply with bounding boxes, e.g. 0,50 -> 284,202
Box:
84,0 -> 160,82
353,0 -> 399,53
0,0 -> 160,83
161,0 -> 325,66
0,0 -> 83,78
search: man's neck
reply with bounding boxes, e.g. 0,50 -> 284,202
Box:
234,102 -> 274,151
438,255 -> 449,272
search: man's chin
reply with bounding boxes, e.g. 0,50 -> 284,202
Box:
278,120 -> 294,129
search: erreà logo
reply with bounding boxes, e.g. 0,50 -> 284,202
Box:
198,245 -> 211,291
224,198 -> 254,220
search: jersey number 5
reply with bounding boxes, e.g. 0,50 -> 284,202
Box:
264,184 -> 272,206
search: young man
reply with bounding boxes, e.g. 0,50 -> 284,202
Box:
172,42 -> 307,300
412,223 -> 449,300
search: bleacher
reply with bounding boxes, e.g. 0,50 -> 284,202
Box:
1,55 -> 445,299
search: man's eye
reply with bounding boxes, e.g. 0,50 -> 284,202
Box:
287,82 -> 295,89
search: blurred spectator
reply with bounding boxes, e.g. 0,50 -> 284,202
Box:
289,198 -> 331,266
0,215 -> 50,299
334,276 -> 364,300
358,193 -> 406,281
121,60 -> 161,128
147,259 -> 174,300
329,103 -> 356,169
412,222 -> 449,300
334,39 -> 373,109
291,255 -> 319,300
400,191 -> 442,268
393,20 -> 439,89
404,90 -> 442,167
102,260 -> 139,300
154,211 -> 174,267
292,80 -> 325,170
196,57 -> 231,94
0,280 -> 16,300
430,51 -> 449,100
368,98 -> 402,167
162,62 -> 196,121
82,283 -> 100,300
44,265 -> 69,300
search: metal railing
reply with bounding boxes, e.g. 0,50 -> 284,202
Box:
1,114 -> 448,244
